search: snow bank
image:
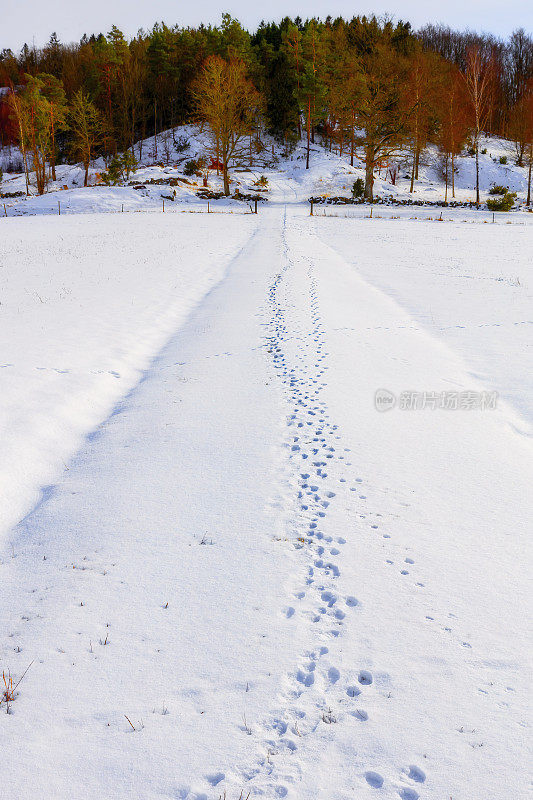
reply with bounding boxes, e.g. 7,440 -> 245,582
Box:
0,212 -> 257,541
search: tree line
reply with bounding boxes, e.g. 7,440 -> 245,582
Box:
1,14 -> 532,202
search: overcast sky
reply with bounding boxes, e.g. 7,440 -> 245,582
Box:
2,0 -> 532,51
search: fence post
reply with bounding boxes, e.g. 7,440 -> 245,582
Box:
254,198 -> 257,215
492,212 -> 495,223
3,203 -> 7,217
58,200 -> 61,216
162,199 -> 165,213
310,199 -> 314,216
370,206 -> 373,218
207,201 -> 210,214
121,203 -> 124,213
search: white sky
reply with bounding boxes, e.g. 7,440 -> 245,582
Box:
2,0 -> 532,51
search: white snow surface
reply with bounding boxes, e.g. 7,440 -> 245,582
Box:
0,212 -> 256,537
0,136 -> 532,800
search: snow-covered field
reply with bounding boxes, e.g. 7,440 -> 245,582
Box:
0,140 -> 531,800
0,213 -> 256,536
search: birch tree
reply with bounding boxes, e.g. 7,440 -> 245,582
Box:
464,46 -> 495,205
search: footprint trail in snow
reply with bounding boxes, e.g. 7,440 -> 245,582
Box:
219,211 -> 427,800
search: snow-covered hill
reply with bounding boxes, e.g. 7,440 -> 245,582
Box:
1,126 -> 532,216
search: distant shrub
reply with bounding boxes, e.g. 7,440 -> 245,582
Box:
173,135 -> 190,154
352,178 -> 365,198
467,146 -> 476,156
499,155 -> 508,165
481,147 -> 487,155
254,174 -> 269,188
102,152 -> 137,185
121,151 -> 137,179
183,158 -> 205,176
487,191 -> 516,211
489,184 -> 507,195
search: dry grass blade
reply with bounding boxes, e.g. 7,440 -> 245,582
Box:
0,661 -> 33,712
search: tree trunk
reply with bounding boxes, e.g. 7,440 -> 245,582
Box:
50,105 -> 56,182
84,158 -> 89,187
154,100 -> 157,159
306,97 -> 311,170
16,114 -> 30,195
527,154 -> 532,206
364,144 -> 374,202
409,145 -> 416,193
452,151 -> 455,198
222,163 -> 230,196
475,141 -> 480,205
444,154 -> 448,203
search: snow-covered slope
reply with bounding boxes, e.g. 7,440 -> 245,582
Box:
1,126 -> 532,216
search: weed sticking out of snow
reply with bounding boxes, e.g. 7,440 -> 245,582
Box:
0,662 -> 33,714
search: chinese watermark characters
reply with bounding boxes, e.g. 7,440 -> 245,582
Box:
374,388 -> 498,412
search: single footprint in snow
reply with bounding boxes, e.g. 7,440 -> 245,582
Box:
399,789 -> 419,800
272,719 -> 288,734
205,772 -> 225,786
296,668 -> 315,687
328,667 -> 341,683
358,670 -> 373,685
365,772 -> 384,789
406,766 -> 426,783
346,685 -> 361,697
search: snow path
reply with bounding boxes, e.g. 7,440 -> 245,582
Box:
2,207 -> 531,800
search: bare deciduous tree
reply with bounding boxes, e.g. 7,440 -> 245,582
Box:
8,75 -> 52,195
355,45 -> 414,202
437,62 -> 470,201
69,90 -> 105,186
192,56 -> 260,195
464,46 -> 495,205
